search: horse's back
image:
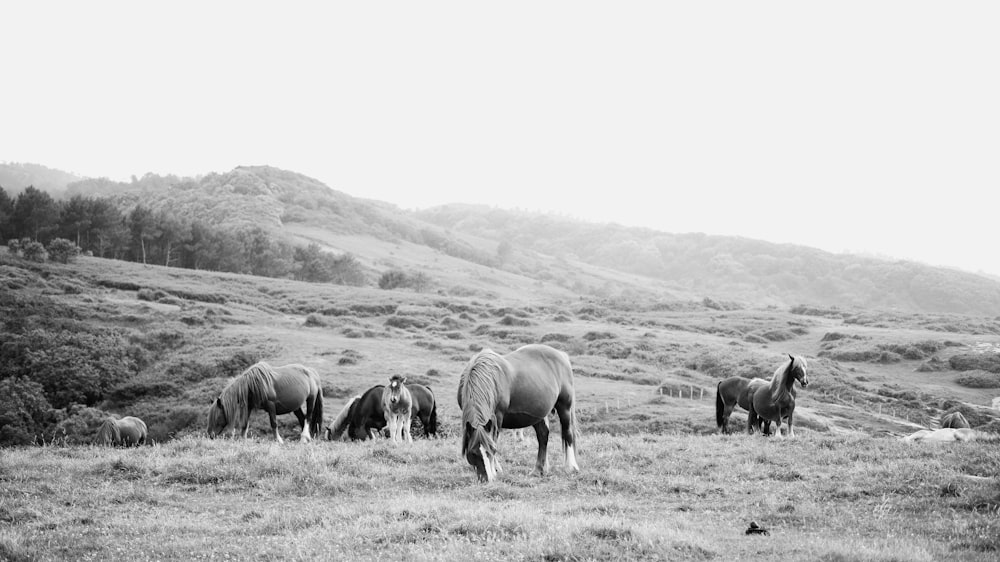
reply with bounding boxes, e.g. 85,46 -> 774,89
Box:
119,416 -> 147,445
270,364 -> 320,413
504,344 -> 574,422
408,383 -> 436,414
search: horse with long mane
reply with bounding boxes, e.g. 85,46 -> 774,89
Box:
715,376 -> 771,434
747,354 -> 809,438
457,344 -> 580,482
206,362 -> 324,443
96,416 -> 147,446
940,411 -> 970,429
327,382 -> 438,441
382,375 -> 413,443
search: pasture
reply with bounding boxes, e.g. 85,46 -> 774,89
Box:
3,250 -> 1000,559
2,433 -> 998,561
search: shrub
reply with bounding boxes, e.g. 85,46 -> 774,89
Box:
21,240 -> 48,262
0,377 -> 52,445
949,353 -> 1000,373
955,370 -> 1000,389
47,238 -> 81,264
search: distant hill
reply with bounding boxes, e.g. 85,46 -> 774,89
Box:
415,204 -> 1000,316
13,163 -> 1000,316
0,162 -> 83,196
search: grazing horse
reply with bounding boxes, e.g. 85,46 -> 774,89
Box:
747,355 -> 808,438
206,362 -> 324,443
457,344 -> 580,482
326,394 -> 362,441
715,376 -> 772,434
382,375 -> 413,443
96,416 -> 147,446
940,411 -> 970,429
407,382 -> 438,438
326,383 -> 438,441
335,385 -> 387,440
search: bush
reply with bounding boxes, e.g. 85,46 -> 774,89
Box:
22,240 -> 48,262
955,370 -> 1000,388
949,353 -> 1000,373
47,238 -> 81,264
0,377 -> 52,446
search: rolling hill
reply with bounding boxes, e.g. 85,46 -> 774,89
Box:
7,162 -> 1000,316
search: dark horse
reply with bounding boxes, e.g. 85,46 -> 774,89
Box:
326,382 -> 437,441
206,362 -> 324,443
457,344 -> 580,482
747,355 -> 809,438
715,376 -> 771,434
96,416 -> 147,446
940,411 -> 970,429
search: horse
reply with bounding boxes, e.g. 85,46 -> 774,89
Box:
383,375 -> 413,443
940,411 -> 970,429
327,382 -> 437,441
206,362 -> 324,443
457,344 -> 580,482
715,376 -> 772,434
327,385 -> 386,441
326,394 -> 362,441
747,354 -> 809,438
903,428 -> 979,442
407,382 -> 438,438
96,416 -> 147,446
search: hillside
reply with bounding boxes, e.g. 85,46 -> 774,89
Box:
416,204 -> 1000,316
8,162 -> 1000,316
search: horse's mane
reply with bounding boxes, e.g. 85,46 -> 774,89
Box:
97,418 -> 120,445
216,362 -> 276,432
459,350 -> 504,457
770,355 -> 803,402
459,350 -> 502,428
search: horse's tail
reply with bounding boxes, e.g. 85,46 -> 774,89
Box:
715,381 -> 725,429
329,395 -> 360,440
562,404 -> 579,455
427,400 -> 438,436
97,418 -> 119,446
310,390 -> 325,438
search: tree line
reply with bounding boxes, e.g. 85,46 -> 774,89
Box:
0,185 -> 366,284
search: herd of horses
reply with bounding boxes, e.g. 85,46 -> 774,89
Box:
94,344 -> 982,480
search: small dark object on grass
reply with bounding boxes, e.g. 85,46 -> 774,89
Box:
745,521 -> 769,536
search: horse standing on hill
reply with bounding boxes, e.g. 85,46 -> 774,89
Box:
747,355 -> 809,438
206,362 -> 324,443
382,375 -> 413,443
457,344 -> 580,482
96,416 -> 147,447
715,376 -> 771,434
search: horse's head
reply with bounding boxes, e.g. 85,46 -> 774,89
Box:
789,354 -> 808,387
463,419 -> 499,482
386,375 -> 408,406
206,397 -> 228,438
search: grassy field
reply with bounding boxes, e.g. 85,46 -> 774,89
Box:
2,432 -> 998,561
3,250 -> 1000,560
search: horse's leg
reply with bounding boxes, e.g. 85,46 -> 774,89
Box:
265,403 -> 283,443
772,409 -> 784,439
403,413 -> 413,443
555,406 -> 580,473
747,406 -> 758,435
787,411 -> 794,438
293,407 -> 312,442
532,417 -> 551,476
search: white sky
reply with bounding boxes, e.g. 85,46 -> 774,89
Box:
3,2 -> 999,276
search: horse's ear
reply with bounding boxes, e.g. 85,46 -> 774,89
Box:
214,397 -> 222,408
788,353 -> 795,362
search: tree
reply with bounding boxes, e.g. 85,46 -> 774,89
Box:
128,205 -> 156,264
0,185 -> 14,242
22,240 -> 48,262
12,186 -> 60,241
59,195 -> 93,247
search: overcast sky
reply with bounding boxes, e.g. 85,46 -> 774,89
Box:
4,2 -> 998,276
